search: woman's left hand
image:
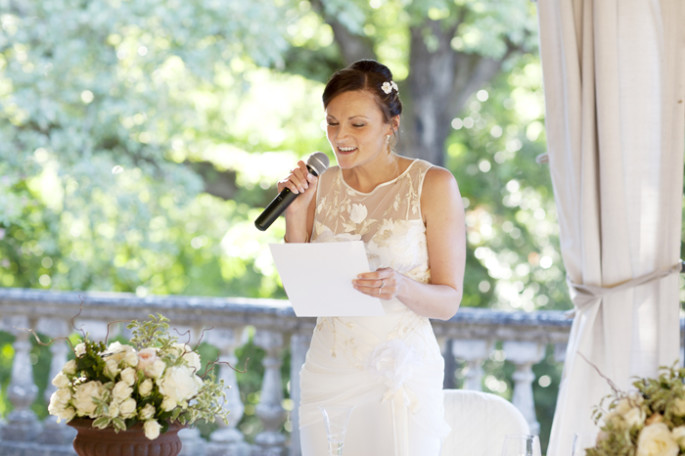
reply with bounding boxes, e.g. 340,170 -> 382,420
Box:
353,267 -> 402,300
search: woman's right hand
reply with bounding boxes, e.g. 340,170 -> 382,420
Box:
277,160 -> 319,215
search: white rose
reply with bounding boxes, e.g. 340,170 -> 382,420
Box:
52,371 -> 71,389
123,350 -> 139,367
107,401 -> 120,418
106,342 -> 137,366
48,401 -> 76,422
173,343 -> 201,372
50,387 -> 72,407
138,378 -> 154,397
63,359 -> 77,375
148,360 -> 166,379
106,341 -> 126,354
112,381 -> 132,402
672,426 -> 685,449
143,419 -> 162,440
160,397 -> 177,412
623,406 -> 646,428
48,388 -> 75,422
74,343 -> 86,357
637,422 -> 679,456
104,358 -> 121,379
158,365 -> 202,405
349,203 -> 368,224
139,403 -> 156,421
73,381 -> 105,418
119,397 -> 137,419
120,367 -> 137,386
182,352 -> 202,372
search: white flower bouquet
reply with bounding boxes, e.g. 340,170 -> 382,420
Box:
587,363 -> 685,456
48,314 -> 229,440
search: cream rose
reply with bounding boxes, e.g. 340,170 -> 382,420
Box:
672,426 -> 685,449
120,367 -> 137,386
158,365 -> 202,408
143,419 -> 161,440
637,422 -> 679,456
73,381 -> 105,418
119,397 -> 137,419
138,378 -> 154,397
106,342 -> 138,367
74,343 -> 86,357
62,359 -> 77,375
112,381 -> 132,402
104,358 -> 121,379
48,388 -> 75,422
139,403 -> 155,421
107,401 -> 120,418
173,343 -> 201,372
51,371 -> 71,389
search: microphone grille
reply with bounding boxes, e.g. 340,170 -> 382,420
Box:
306,152 -> 330,176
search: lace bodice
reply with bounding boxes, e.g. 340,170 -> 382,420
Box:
312,159 -> 432,284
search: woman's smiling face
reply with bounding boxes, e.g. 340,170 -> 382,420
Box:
325,90 -> 396,169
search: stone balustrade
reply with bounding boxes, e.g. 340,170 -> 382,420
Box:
0,287 -> 588,455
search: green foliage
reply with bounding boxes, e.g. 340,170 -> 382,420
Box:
0,0 -> 582,451
446,54 -> 570,311
0,0 -> 297,297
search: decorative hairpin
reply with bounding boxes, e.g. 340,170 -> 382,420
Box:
381,81 -> 399,95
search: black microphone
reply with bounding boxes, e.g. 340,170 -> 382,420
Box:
254,152 -> 330,231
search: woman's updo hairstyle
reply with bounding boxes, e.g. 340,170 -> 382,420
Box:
322,59 -> 402,124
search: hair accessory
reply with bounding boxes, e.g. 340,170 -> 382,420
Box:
381,81 -> 399,95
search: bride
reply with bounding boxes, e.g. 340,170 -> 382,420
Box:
278,59 -> 466,455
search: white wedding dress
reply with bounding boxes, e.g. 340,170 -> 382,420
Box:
299,159 -> 450,456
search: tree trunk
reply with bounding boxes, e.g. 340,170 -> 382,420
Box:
401,21 -> 514,166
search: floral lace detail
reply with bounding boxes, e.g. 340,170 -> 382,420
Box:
311,159 -> 433,359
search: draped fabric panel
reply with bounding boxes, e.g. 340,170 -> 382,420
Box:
536,0 -> 685,453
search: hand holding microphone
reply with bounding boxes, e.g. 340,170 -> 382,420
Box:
255,152 -> 329,231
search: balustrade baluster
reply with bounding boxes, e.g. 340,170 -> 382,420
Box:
206,327 -> 248,456
451,339 -> 492,390
253,329 -> 287,455
502,340 -> 545,434
1,316 -> 41,442
38,318 -> 76,444
289,330 -> 312,456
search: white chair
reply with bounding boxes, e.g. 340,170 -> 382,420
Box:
440,389 -> 531,456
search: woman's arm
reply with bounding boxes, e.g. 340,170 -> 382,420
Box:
279,160 -> 319,243
353,166 -> 466,320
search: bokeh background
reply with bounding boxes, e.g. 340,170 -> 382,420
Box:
0,0 -> 630,451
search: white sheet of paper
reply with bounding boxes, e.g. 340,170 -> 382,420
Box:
269,241 -> 384,317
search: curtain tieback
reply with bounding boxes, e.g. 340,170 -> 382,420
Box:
566,263 -> 682,311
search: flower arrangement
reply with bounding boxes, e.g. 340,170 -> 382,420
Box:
47,314 -> 230,440
586,362 -> 685,456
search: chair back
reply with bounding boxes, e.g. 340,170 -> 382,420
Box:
440,389 -> 531,456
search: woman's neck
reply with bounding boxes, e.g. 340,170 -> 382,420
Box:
342,153 -> 405,193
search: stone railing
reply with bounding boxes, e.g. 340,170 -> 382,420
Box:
0,287 -> 576,455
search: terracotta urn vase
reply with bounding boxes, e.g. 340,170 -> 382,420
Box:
68,419 -> 183,456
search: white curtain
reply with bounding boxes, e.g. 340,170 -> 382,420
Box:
536,0 -> 685,453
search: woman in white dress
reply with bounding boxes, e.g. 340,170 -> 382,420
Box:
278,59 -> 466,455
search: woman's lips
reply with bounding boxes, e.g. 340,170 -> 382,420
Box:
337,146 -> 357,154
